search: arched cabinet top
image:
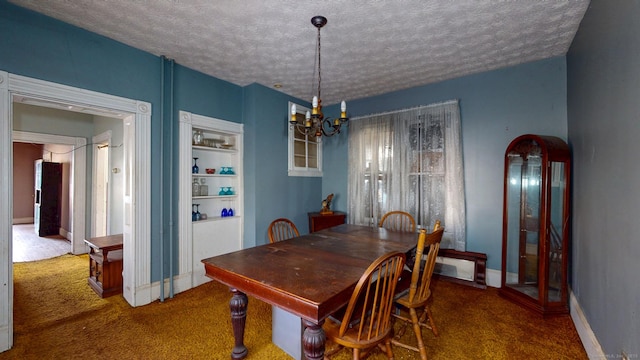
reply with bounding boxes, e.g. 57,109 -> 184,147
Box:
505,134 -> 570,163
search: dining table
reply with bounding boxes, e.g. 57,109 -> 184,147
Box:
202,223 -> 418,360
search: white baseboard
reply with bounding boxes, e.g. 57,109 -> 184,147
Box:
570,290 -> 605,359
149,272 -> 195,302
486,268 -> 501,288
12,217 -> 33,224
59,228 -> 71,241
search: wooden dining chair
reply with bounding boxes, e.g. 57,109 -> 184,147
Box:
323,251 -> 406,360
379,211 -> 416,232
391,226 -> 445,360
267,218 -> 300,243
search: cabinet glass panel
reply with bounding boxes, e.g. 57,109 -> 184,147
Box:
547,161 -> 565,302
505,149 -> 542,298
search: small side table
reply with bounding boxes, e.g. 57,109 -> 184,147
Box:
308,211 -> 347,233
84,234 -> 123,298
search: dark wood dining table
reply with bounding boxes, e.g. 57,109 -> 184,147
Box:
202,224 -> 418,360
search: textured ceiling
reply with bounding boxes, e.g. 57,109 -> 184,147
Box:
10,0 -> 589,105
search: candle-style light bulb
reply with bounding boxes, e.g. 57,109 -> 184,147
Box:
340,100 -> 347,119
312,96 -> 319,115
290,104 -> 297,124
305,111 -> 312,128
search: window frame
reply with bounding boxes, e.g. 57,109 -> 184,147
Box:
288,101 -> 323,177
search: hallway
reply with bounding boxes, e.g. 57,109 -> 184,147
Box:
12,224 -> 70,262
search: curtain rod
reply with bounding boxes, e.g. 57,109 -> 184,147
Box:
350,99 -> 459,121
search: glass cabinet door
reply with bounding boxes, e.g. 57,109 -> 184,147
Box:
504,149 -> 542,299
547,161 -> 566,303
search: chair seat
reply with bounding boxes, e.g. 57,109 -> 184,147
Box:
324,316 -> 390,349
394,269 -> 431,308
395,287 -> 431,308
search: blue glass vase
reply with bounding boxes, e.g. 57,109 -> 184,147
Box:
221,208 -> 228,217
228,208 -> 234,217
192,157 -> 199,174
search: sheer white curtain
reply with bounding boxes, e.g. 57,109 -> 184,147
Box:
347,100 -> 466,250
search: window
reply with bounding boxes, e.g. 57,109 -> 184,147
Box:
347,100 -> 466,251
288,101 -> 322,177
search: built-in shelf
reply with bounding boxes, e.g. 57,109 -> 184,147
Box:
192,195 -> 238,200
192,174 -> 237,178
179,110 -> 244,288
192,216 -> 242,224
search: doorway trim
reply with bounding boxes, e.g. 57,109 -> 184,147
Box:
13,131 -> 87,255
0,71 -> 152,352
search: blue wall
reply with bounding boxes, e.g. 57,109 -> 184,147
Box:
567,0 -> 640,355
243,83 -> 321,246
324,57 -> 568,270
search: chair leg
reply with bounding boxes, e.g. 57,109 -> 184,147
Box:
381,338 -> 395,359
409,308 -> 428,360
418,305 -> 439,337
392,313 -> 410,339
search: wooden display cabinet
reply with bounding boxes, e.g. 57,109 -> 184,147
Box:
500,134 -> 571,316
85,234 -> 123,298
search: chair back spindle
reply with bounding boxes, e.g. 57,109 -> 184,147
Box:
267,218 -> 300,243
379,211 -> 416,232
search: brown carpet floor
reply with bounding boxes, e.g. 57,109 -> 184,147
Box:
2,254 -> 588,359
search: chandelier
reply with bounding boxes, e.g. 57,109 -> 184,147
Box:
290,16 -> 348,137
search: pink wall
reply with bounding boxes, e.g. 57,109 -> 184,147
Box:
12,142 -> 43,222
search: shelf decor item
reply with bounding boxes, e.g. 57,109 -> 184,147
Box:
199,178 -> 208,196
192,157 -> 199,174
500,134 -> 571,316
192,178 -> 200,196
194,204 -> 201,221
320,193 -> 334,215
193,130 -> 204,145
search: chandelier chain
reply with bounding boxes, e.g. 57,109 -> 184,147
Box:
317,25 -> 322,102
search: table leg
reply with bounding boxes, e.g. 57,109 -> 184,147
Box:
302,319 -> 325,360
229,288 -> 248,359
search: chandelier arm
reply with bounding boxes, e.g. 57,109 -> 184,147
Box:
320,117 -> 341,137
